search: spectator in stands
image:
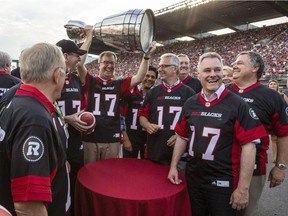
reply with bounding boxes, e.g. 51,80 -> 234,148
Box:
168,52 -> 266,215
138,53 -> 195,165
177,53 -> 202,93
0,51 -> 21,99
114,23 -> 287,82
267,79 -> 280,92
81,42 -> 157,164
222,65 -> 234,85
121,66 -> 158,158
85,60 -> 98,77
228,51 -> 288,216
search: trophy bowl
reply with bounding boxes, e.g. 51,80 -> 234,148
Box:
94,9 -> 155,53
64,20 -> 87,42
64,9 -> 155,53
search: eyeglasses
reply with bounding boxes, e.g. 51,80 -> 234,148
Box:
100,61 -> 116,66
157,64 -> 176,70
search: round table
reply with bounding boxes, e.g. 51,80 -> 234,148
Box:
75,158 -> 191,216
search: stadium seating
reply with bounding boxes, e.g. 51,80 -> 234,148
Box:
86,23 -> 287,88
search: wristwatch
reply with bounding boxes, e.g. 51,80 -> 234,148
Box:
275,163 -> 287,170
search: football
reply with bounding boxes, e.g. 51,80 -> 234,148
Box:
79,112 -> 96,134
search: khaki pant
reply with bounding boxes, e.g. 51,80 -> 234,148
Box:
237,175 -> 266,216
270,134 -> 277,163
83,141 -> 121,164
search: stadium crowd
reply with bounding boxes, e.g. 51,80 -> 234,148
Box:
86,23 -> 288,80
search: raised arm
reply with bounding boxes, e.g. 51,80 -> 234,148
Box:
77,25 -> 94,84
130,41 -> 156,89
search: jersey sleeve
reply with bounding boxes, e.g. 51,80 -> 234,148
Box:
10,125 -> 57,203
234,102 -> 268,146
175,115 -> 189,140
138,90 -> 151,119
119,76 -> 132,97
83,73 -> 92,105
271,93 -> 288,137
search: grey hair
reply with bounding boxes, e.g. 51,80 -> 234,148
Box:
197,52 -> 223,71
0,51 -> 12,68
236,51 -> 265,80
20,43 -> 65,83
160,53 -> 180,72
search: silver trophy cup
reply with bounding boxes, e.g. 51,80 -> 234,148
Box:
64,9 -> 155,53
64,20 -> 87,43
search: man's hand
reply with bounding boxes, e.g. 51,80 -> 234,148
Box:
122,132 -> 133,152
84,25 -> 94,38
143,41 -> 157,58
168,166 -> 182,185
64,110 -> 90,132
145,123 -> 161,135
229,187 -> 249,210
268,166 -> 285,188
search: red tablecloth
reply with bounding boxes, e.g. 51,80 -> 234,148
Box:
75,158 -> 191,216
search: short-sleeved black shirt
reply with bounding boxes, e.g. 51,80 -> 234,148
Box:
0,84 -> 69,216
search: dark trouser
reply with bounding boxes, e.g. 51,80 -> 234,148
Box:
122,144 -> 145,159
69,158 -> 84,216
185,162 -> 236,216
187,184 -> 237,216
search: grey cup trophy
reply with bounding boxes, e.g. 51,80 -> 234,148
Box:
64,20 -> 87,43
64,9 -> 155,53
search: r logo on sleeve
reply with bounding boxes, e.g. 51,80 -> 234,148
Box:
22,136 -> 44,162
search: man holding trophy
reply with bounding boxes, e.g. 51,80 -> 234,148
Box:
82,44 -> 156,164
64,9 -> 157,164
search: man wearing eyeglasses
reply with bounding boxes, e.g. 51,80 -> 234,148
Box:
138,53 -> 195,165
81,42 -> 157,164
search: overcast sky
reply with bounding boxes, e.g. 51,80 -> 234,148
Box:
0,0 -> 179,59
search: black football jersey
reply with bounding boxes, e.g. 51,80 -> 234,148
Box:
83,74 -> 132,143
176,89 -> 268,193
0,84 -> 69,216
0,72 -> 21,99
122,85 -> 147,148
182,75 -> 202,93
228,82 -> 288,175
138,82 -> 195,165
57,73 -> 84,160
